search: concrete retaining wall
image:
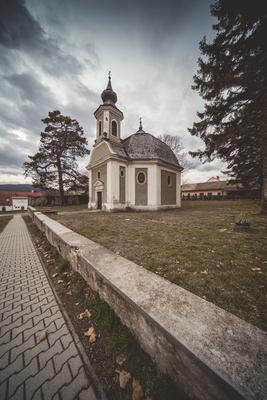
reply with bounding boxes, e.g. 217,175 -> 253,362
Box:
28,207 -> 267,400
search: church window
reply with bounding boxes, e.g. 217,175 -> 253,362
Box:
112,120 -> 117,136
167,175 -> 172,186
98,121 -> 102,136
120,169 -> 124,177
137,171 -> 146,184
97,171 -> 101,179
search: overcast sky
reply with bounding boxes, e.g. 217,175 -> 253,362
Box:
0,0 -> 226,185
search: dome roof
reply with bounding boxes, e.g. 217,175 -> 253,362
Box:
122,131 -> 181,168
101,76 -> 117,105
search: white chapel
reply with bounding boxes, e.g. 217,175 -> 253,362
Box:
87,76 -> 183,211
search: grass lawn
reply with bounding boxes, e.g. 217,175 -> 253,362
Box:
0,215 -> 13,233
53,200 -> 267,331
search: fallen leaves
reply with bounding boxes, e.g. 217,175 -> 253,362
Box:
115,369 -> 131,389
251,267 -> 263,274
79,309 -> 92,319
37,330 -> 48,342
200,270 -> 208,275
116,353 -> 127,366
52,273 -> 58,278
84,327 -> 97,343
132,378 -> 144,400
115,370 -> 144,399
57,279 -> 64,284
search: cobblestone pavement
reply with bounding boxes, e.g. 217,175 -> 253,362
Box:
0,215 -> 99,400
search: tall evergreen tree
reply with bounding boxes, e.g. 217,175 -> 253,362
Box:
189,0 -> 267,212
24,110 -> 89,205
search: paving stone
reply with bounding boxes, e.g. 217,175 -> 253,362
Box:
0,316 -> 23,337
24,335 -> 49,366
0,353 -> 23,385
0,215 -> 98,399
79,385 -> 98,400
0,348 -> 10,370
12,316 -> 34,339
8,382 -> 24,400
0,379 -> 7,400
0,332 -> 23,358
41,363 -> 72,400
25,359 -> 54,400
68,354 -> 84,377
39,337 -> 63,370
60,367 -> 92,400
10,333 -> 35,363
54,342 -> 79,374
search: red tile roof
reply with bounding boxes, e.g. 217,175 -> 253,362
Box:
0,191 -> 43,206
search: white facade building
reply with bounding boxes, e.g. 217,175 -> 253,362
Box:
87,76 -> 183,211
12,197 -> 28,210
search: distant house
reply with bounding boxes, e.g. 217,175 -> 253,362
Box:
0,191 -> 43,212
181,177 -> 259,200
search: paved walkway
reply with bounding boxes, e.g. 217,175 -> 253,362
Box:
0,215 -> 99,400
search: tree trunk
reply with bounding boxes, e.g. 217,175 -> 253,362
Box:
261,98 -> 267,214
57,159 -> 64,206
262,137 -> 267,213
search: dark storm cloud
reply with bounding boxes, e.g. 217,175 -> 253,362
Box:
5,73 -> 55,107
0,0 -> 43,49
0,147 -> 26,169
0,72 -> 57,133
0,0 -> 217,183
0,0 -> 83,77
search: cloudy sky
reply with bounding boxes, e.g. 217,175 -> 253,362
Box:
0,0 -> 226,185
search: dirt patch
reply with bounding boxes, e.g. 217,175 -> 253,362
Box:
24,215 -> 188,400
52,200 -> 267,331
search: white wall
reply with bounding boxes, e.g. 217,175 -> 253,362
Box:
12,197 -> 28,210
1,205 -> 13,212
89,159 -> 181,211
105,160 -> 128,210
88,169 -> 92,208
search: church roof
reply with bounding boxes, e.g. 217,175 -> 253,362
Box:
109,141 -> 128,159
122,131 -> 182,169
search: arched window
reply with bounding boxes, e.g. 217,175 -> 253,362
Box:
98,121 -> 102,136
112,120 -> 117,136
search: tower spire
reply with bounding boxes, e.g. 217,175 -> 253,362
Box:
107,70 -> 112,90
101,71 -> 117,105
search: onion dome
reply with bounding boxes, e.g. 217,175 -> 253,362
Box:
101,72 -> 117,105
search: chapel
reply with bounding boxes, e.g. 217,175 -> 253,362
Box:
87,75 -> 183,211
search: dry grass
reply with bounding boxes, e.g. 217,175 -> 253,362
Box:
53,200 -> 267,331
0,215 -> 13,233
36,203 -> 88,213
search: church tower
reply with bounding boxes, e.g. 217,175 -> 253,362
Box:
94,73 -> 124,144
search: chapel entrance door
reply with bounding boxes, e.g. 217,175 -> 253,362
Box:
97,192 -> 102,210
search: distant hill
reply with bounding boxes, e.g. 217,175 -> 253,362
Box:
0,184 -> 37,192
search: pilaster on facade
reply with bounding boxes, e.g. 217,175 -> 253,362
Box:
88,169 -> 93,208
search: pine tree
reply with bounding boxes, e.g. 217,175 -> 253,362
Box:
189,0 -> 267,212
24,110 -> 89,205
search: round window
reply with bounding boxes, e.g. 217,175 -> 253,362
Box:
137,172 -> 146,184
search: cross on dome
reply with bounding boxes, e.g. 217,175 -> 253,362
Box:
137,117 -> 145,133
